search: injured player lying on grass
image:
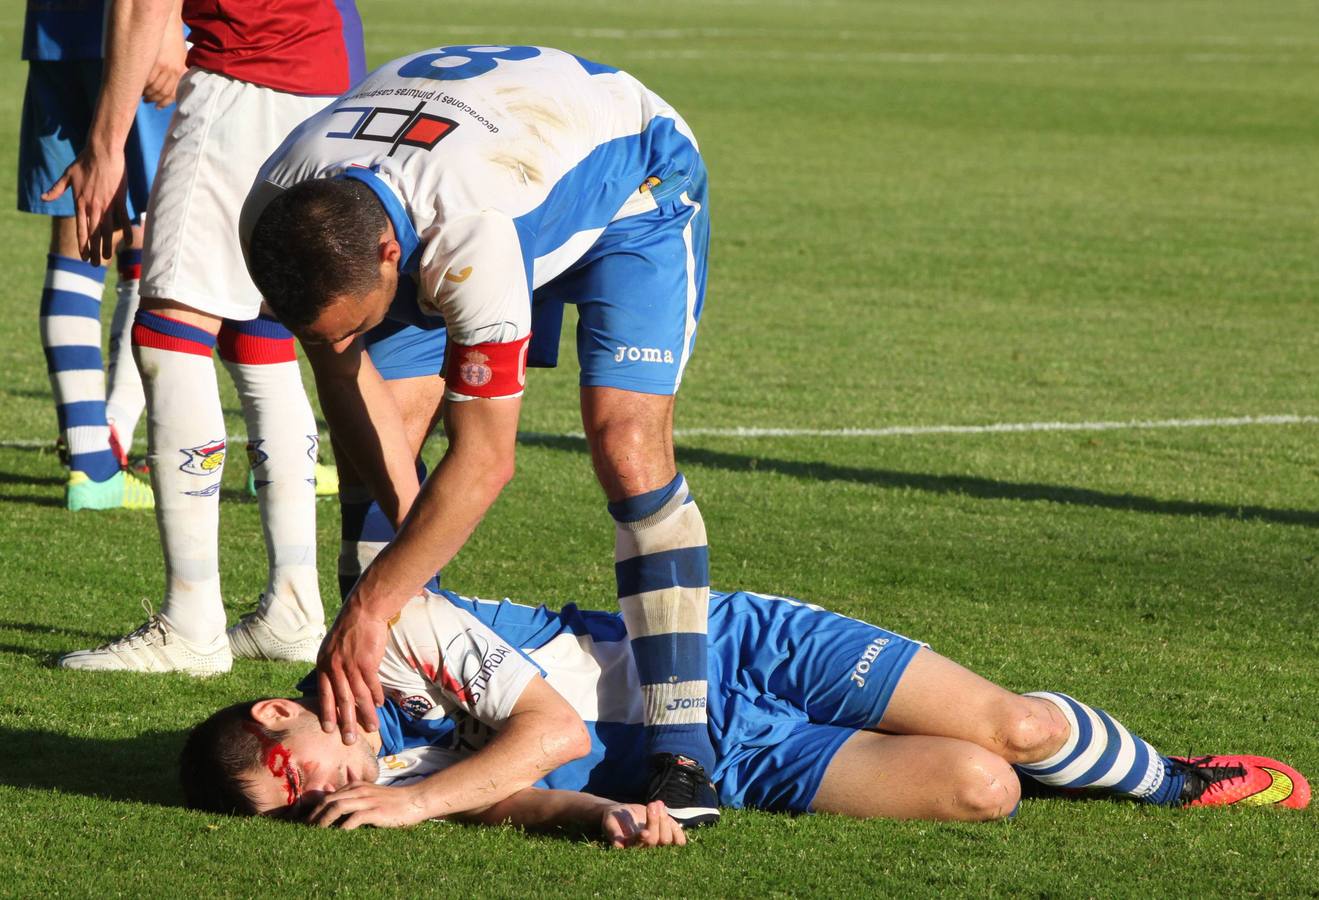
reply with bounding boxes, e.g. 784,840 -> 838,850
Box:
180,588 -> 1310,845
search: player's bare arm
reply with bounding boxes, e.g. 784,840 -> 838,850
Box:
142,0 -> 186,108
321,394 -> 523,743
42,0 -> 178,263
464,792 -> 687,849
303,337 -> 421,527
305,676 -> 589,829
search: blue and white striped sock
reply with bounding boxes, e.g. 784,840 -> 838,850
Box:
338,460 -> 439,601
40,254 -> 117,481
1016,691 -> 1184,806
611,472 -> 716,773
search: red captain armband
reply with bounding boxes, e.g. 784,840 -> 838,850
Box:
446,334 -> 532,398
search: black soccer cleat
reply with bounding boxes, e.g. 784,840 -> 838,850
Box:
645,753 -> 721,827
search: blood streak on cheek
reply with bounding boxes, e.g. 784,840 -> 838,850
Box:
243,721 -> 297,805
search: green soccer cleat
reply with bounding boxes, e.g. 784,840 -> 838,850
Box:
66,469 -> 155,511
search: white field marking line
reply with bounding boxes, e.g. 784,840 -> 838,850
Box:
2,415 -> 1314,451
362,40 -> 1306,66
528,415 -> 1319,441
368,24 -> 1319,49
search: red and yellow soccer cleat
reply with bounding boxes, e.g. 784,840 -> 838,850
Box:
1170,755 -> 1310,809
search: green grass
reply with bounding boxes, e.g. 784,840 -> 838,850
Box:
1,1 -> 1317,895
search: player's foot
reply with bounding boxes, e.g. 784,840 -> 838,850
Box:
66,469 -> 155,511
59,614 -> 232,676
1171,755 -> 1310,809
226,607 -> 325,662
245,463 -> 339,498
645,753 -> 720,827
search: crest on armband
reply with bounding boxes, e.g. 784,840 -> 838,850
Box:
458,349 -> 493,388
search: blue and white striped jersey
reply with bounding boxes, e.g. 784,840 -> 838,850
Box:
242,45 -> 701,400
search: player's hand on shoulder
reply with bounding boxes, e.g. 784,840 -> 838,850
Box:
602,800 -> 687,849
316,599 -> 389,746
303,782 -> 431,830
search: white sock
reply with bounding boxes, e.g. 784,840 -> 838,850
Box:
132,311 -> 227,644
219,316 -> 323,633
105,250 -> 145,454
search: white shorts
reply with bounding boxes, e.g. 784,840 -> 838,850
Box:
141,68 -> 330,320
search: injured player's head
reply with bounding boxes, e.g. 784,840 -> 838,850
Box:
180,698 -> 383,817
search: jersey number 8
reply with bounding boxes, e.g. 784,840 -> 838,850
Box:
399,45 -> 541,82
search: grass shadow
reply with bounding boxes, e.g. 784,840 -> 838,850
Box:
0,470 -> 62,487
0,726 -> 186,807
518,433 -> 1319,529
0,620 -> 115,641
0,492 -> 63,508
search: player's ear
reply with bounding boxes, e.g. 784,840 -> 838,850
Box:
251,698 -> 307,729
378,226 -> 401,269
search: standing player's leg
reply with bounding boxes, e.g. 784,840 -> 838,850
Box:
59,70 -> 330,674
582,388 -> 717,788
218,315 -> 324,660
20,59 -> 152,510
105,231 -> 146,460
105,99 -> 173,460
558,162 -> 717,823
40,219 -> 152,509
59,299 -> 233,674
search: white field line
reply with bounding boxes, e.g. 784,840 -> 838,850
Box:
663,415 -> 1319,439
363,41 -> 1309,66
2,415 -> 1314,451
530,414 -> 1319,441
367,24 -> 1319,49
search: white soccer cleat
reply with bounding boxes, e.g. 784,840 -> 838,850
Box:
59,614 -> 232,676
227,609 -> 325,662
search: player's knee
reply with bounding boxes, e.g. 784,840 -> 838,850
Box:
587,418 -> 670,489
952,750 -> 1020,821
996,696 -> 1069,763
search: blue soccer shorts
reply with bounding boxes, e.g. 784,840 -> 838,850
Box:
18,60 -> 173,221
705,591 -> 925,813
531,156 -> 710,396
363,318 -> 446,381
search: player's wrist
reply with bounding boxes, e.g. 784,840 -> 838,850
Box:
85,131 -> 130,166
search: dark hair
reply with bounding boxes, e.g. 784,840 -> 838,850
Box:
247,178 -> 390,331
178,699 -> 290,816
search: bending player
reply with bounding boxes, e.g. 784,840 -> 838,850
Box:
241,46 -> 719,816
180,587 -> 1310,837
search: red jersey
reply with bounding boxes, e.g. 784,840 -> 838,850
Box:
182,0 -> 365,96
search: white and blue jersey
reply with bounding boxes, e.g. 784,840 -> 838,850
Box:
244,45 -> 709,398
366,590 -> 922,814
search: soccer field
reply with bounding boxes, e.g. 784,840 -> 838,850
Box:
1,0 -> 1316,895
